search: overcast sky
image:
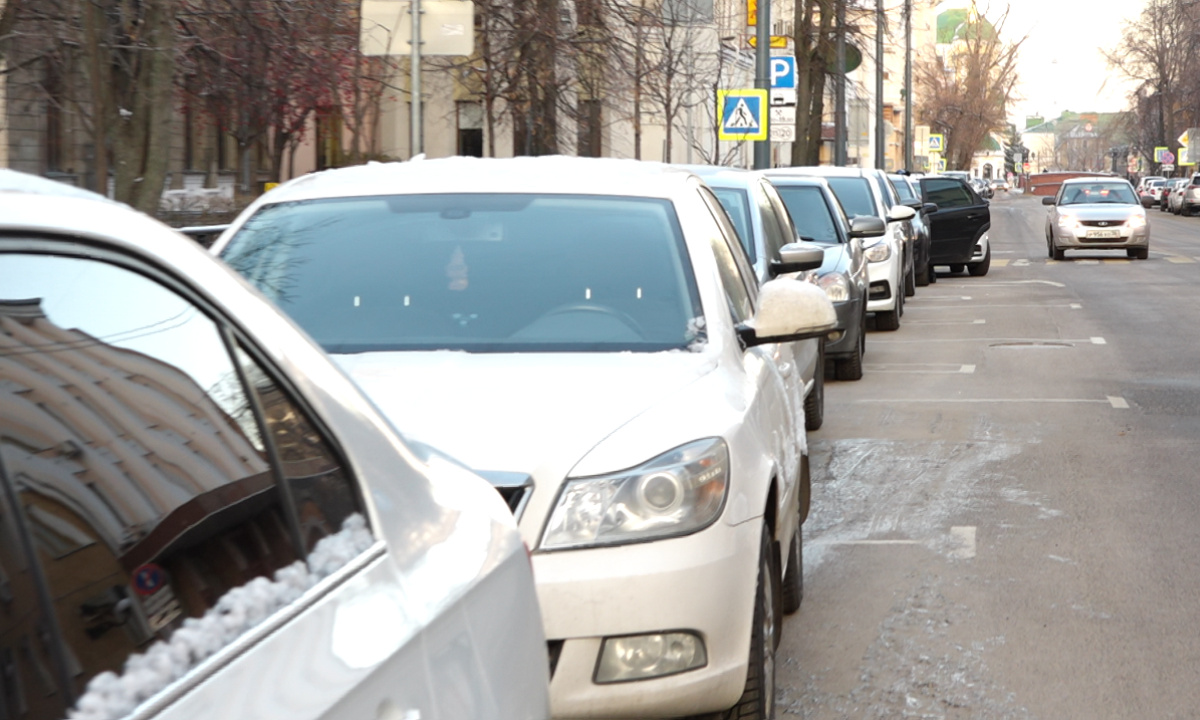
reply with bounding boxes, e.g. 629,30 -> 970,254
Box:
999,0 -> 1144,126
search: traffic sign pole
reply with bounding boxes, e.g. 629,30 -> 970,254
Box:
753,0 -> 770,169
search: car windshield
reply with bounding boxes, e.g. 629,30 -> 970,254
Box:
710,187 -> 756,262
825,177 -> 877,218
221,194 -> 703,354
1059,183 -> 1138,205
773,185 -> 841,245
889,176 -> 917,203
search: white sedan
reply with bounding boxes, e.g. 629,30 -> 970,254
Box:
213,157 -> 837,719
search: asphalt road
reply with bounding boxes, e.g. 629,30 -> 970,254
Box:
778,191 -> 1200,719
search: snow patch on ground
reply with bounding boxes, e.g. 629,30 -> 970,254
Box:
70,515 -> 374,720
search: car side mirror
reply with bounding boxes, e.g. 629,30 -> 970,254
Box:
848,216 -> 887,238
921,202 -> 939,215
886,205 -> 916,222
1042,197 -> 1056,206
736,278 -> 837,347
769,244 -> 825,277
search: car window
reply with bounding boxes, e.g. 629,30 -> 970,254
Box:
889,176 -> 917,203
761,181 -> 801,247
222,194 -> 704,354
710,187 -> 755,263
0,252 -> 372,717
1059,183 -> 1137,205
872,173 -> 895,209
697,187 -> 756,324
753,181 -> 793,260
824,177 -> 877,218
922,178 -> 974,209
773,185 -> 841,245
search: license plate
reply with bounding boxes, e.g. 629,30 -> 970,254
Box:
1085,229 -> 1120,239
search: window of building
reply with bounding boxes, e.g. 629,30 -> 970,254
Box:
457,101 -> 484,158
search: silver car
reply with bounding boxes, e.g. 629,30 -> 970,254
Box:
1044,177 -> 1149,260
0,170 -> 550,720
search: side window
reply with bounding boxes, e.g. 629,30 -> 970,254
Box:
923,179 -> 973,209
754,182 -> 793,259
697,187 -> 756,323
0,252 -> 371,718
874,174 -> 894,209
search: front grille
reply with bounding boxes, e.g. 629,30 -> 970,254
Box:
868,281 -> 891,301
1079,235 -> 1126,244
1080,220 -> 1124,227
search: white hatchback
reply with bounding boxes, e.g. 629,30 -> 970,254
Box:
214,157 -> 837,719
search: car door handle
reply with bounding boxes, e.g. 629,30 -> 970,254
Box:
967,213 -> 982,219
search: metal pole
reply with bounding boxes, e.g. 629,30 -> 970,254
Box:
874,0 -> 884,169
410,0 -> 422,158
834,0 -> 846,166
904,0 -> 913,170
754,0 -> 771,169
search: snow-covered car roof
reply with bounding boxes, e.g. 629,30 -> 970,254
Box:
0,167 -> 119,203
254,156 -> 698,206
765,166 -> 876,179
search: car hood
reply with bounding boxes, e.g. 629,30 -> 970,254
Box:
332,350 -> 714,474
794,238 -> 850,275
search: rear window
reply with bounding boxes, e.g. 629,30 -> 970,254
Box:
824,177 -> 877,219
222,194 -> 704,354
773,185 -> 841,245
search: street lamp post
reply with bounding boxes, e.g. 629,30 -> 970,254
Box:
834,0 -> 846,166
753,0 -> 771,169
410,0 -> 423,158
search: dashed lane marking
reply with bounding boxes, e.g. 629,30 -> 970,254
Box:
1166,256 -> 1196,263
904,318 -> 986,325
853,397 -> 1123,407
950,526 -> 976,559
863,363 -> 976,374
1108,396 -> 1130,409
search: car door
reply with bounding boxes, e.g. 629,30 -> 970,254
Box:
919,177 -> 990,264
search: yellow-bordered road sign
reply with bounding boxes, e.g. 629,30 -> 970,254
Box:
718,90 -> 768,142
928,134 -> 945,152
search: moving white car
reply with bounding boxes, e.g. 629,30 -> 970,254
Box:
212,156 -> 838,720
0,170 -> 550,720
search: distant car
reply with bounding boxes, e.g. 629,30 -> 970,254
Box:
214,156 -> 838,720
1139,178 -> 1167,207
0,170 -> 551,720
770,166 -> 915,331
764,173 -> 881,381
688,166 -> 828,428
989,178 -> 1010,192
916,175 -> 992,276
1163,178 -> 1187,212
1176,174 -> 1200,215
970,177 -> 993,199
1044,177 -> 1148,260
892,173 -> 938,284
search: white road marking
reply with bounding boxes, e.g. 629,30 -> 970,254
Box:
828,539 -> 922,546
909,303 -> 1080,310
863,363 -> 977,374
950,526 -> 976,559
1108,396 -> 1130,409
1012,258 -> 1030,267
1091,337 -> 1107,345
961,364 -> 976,373
853,398 -> 1117,406
1071,303 -> 1082,309
869,337 -> 1100,344
968,280 -> 1065,287
904,318 -> 986,325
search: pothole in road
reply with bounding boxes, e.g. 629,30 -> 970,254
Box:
988,341 -> 1075,349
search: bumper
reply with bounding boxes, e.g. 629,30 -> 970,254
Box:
1054,226 -> 1149,249
534,518 -> 761,718
865,249 -> 899,313
825,296 -> 863,358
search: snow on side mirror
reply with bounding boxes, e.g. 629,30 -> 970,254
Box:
736,278 -> 837,347
887,204 -> 916,222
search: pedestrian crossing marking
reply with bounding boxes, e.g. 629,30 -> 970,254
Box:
726,99 -> 759,129
1166,255 -> 1195,263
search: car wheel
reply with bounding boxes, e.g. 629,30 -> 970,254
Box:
968,243 -> 991,276
904,257 -> 916,297
835,321 -> 865,381
928,263 -> 937,283
875,306 -> 900,331
1129,246 -> 1149,260
804,345 -> 824,431
781,519 -> 804,615
915,260 -> 930,287
1047,238 -> 1055,259
948,264 -> 965,274
723,525 -> 777,720
1052,246 -> 1065,261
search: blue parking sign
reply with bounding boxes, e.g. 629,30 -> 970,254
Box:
769,57 -> 797,90
718,90 -> 768,141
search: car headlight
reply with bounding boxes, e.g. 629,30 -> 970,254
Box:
1127,213 -> 1147,229
541,438 -> 729,550
864,241 -> 891,263
1057,213 -> 1080,230
817,272 -> 850,302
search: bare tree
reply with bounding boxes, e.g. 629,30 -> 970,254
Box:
914,1 -> 1022,171
792,0 -> 835,165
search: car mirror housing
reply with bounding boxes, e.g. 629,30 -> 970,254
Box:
736,278 -> 837,347
769,244 -> 825,277
886,204 -> 916,222
1042,197 -> 1056,206
847,216 -> 887,239
922,202 -> 939,215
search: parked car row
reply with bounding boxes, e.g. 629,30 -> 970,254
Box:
1,159 -> 993,720
1152,174 -> 1200,216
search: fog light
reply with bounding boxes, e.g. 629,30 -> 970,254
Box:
827,330 -> 844,343
595,632 -> 707,683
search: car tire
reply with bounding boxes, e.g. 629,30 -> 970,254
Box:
928,263 -> 937,283
968,244 -> 991,276
722,525 -> 778,720
915,260 -> 930,287
781,520 -> 804,615
835,320 -> 865,381
904,257 -> 916,297
804,345 -> 824,431
949,264 -> 965,274
1129,246 -> 1149,260
1052,246 -> 1065,261
875,306 -> 900,331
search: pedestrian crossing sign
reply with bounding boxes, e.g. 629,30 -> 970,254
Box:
718,90 -> 768,141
